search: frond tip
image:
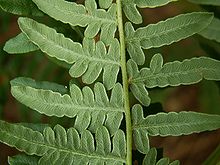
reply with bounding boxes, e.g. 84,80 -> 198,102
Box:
0,121 -> 126,164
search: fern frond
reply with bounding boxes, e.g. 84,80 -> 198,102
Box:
18,17 -> 120,89
8,154 -> 39,165
143,148 -> 180,165
11,77 -> 124,135
69,38 -> 120,89
199,17 -> 220,43
125,12 -> 213,65
188,0 -> 220,6
143,148 -> 157,165
127,59 -> 151,106
122,0 -> 177,24
133,128 -> 150,154
132,104 -> 220,137
32,0 -> 117,44
0,0 -> 43,16
99,0 -> 113,9
0,121 -> 126,164
128,54 -> 220,106
3,33 -> 39,54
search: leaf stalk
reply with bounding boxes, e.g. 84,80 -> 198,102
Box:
116,0 -> 132,165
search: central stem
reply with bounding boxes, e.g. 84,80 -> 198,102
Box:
116,0 -> 132,165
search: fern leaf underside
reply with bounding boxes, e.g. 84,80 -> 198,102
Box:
32,0 -> 117,45
125,12 -> 213,65
128,54 -> 220,106
18,17 -> 120,90
132,104 -> 220,154
1,0 -> 220,165
0,121 -> 126,165
11,77 -> 124,135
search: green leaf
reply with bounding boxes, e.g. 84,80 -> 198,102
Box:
188,0 -> 220,6
132,104 -> 150,154
99,0 -> 113,9
4,33 -> 39,54
142,148 -> 157,165
133,129 -> 150,154
69,38 -> 120,89
132,104 -> 220,136
11,77 -> 68,95
11,78 -> 124,135
122,0 -> 142,25
112,129 -> 126,158
128,54 -> 220,106
130,83 -> 151,107
143,148 -> 180,165
18,123 -> 49,133
129,52 -> 220,107
127,59 -> 151,106
0,121 -> 126,164
46,55 -> 72,69
122,0 -> 178,24
125,12 -> 213,65
0,0 -> 43,16
4,32 -> 71,69
32,0 -> 117,44
8,154 -> 39,165
156,158 -> 169,165
135,0 -> 178,7
18,17 -> 120,89
199,17 -> 220,43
